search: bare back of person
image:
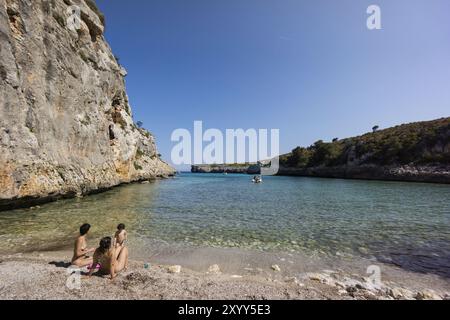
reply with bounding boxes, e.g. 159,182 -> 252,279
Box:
114,229 -> 127,247
89,237 -> 129,280
72,235 -> 94,267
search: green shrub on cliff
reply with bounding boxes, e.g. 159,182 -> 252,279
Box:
281,117 -> 450,168
85,0 -> 106,26
287,147 -> 312,167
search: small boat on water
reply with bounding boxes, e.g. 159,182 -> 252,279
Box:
252,176 -> 263,184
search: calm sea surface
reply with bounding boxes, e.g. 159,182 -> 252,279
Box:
0,173 -> 449,277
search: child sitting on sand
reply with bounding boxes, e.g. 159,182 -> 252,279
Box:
114,223 -> 127,249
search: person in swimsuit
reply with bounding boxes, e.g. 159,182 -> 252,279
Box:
113,223 -> 127,250
87,237 -> 129,280
72,223 -> 95,267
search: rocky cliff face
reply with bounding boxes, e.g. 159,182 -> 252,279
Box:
0,0 -> 175,210
276,165 -> 450,184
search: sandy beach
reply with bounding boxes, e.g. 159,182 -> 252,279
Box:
0,250 -> 448,300
1,0 -> 449,306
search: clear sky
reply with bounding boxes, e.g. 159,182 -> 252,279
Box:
96,0 -> 450,168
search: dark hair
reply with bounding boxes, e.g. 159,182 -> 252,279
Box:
98,237 -> 112,254
117,223 -> 126,231
80,224 -> 91,236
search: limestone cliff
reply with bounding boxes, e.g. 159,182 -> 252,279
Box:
0,0 -> 175,210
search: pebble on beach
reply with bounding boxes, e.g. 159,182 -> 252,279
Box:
415,289 -> 442,300
168,265 -> 181,274
271,265 -> 281,272
284,277 -> 299,285
207,264 -> 221,275
388,287 -> 414,300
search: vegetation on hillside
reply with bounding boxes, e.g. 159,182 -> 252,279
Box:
280,118 -> 450,168
84,0 -> 106,26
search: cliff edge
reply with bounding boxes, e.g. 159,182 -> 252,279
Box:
0,0 -> 175,210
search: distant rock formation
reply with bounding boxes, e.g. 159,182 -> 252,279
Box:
276,164 -> 450,184
192,118 -> 450,184
191,164 -> 261,174
0,0 -> 175,210
277,117 -> 450,184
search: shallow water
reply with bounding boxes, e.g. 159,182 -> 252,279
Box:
0,173 -> 449,277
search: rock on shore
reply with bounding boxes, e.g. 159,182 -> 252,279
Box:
0,0 -> 175,210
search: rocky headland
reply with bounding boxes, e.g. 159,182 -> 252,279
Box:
0,0 -> 175,210
192,118 -> 450,184
191,164 -> 261,174
275,164 -> 450,184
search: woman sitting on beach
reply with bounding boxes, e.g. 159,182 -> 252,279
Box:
87,237 -> 128,280
72,224 -> 95,267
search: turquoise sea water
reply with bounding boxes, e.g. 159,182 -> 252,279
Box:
0,173 -> 449,277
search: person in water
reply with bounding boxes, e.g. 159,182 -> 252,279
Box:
88,237 -> 129,280
113,223 -> 127,250
72,223 -> 95,267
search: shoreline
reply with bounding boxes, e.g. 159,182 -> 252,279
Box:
275,165 -> 450,185
0,250 -> 345,300
0,175 -> 175,213
1,248 -> 448,300
191,165 -> 450,185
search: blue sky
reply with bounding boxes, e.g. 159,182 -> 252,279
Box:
96,0 -> 450,167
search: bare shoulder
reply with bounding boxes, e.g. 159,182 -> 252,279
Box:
93,249 -> 100,259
